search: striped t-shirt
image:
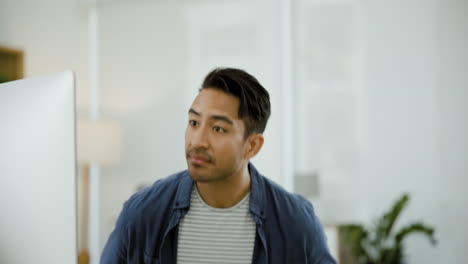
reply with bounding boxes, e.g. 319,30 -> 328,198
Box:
176,185 -> 256,264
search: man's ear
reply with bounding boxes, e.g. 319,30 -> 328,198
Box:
244,133 -> 264,160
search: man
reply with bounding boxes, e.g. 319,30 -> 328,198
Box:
101,68 -> 336,264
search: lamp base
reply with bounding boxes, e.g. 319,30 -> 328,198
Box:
78,249 -> 90,264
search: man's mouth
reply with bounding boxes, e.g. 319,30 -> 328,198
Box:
187,152 -> 212,165
190,157 -> 209,165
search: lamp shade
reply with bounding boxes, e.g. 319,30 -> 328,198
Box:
77,119 -> 122,165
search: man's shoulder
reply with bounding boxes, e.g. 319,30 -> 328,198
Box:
261,175 -> 318,224
259,175 -> 334,263
120,170 -> 189,222
260,175 -> 328,248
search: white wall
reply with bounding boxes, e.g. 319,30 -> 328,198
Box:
360,1 -> 441,263
0,0 -> 89,114
97,0 -> 190,251
435,0 -> 468,261
358,1 -> 468,263
296,0 -> 468,263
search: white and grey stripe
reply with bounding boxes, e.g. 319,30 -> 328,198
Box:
177,185 -> 256,264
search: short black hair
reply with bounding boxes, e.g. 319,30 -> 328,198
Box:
200,67 -> 271,138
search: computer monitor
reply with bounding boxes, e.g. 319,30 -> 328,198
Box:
0,71 -> 77,264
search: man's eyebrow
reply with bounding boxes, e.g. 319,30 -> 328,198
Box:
211,115 -> 234,125
189,108 -> 200,116
188,108 -> 234,125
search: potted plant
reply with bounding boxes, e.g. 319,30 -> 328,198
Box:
339,193 -> 436,264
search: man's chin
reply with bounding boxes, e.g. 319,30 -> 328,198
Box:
188,172 -> 210,183
187,167 -> 212,182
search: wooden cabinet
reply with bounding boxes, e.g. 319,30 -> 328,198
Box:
0,46 -> 24,83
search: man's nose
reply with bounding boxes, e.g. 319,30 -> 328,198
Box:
190,127 -> 209,149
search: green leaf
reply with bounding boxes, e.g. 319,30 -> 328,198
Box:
394,222 -> 437,246
375,193 -> 410,243
337,193 -> 436,264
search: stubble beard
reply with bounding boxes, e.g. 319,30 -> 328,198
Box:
188,163 -> 230,183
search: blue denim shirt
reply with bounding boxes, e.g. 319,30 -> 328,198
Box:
101,163 -> 336,264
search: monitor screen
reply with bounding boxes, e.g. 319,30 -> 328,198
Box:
0,71 -> 77,264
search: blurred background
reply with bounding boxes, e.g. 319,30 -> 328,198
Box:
1,0 -> 467,263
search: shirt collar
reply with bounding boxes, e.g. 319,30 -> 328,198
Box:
173,162 -> 266,220
248,162 -> 266,220
173,170 -> 193,209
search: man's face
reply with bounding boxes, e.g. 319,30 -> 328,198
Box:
185,88 -> 249,183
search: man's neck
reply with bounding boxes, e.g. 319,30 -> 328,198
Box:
195,164 -> 251,208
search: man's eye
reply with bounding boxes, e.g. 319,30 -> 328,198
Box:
213,126 -> 226,133
189,120 -> 198,126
